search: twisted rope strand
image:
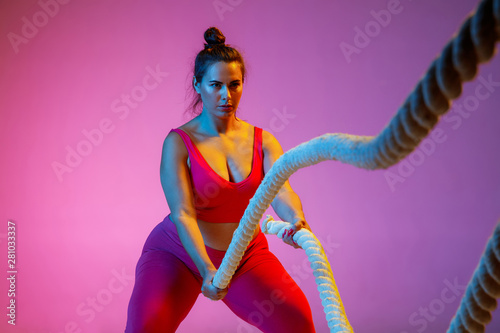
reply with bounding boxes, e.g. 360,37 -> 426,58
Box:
447,222 -> 500,333
212,0 -> 499,330
261,216 -> 353,333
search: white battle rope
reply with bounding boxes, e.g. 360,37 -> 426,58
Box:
212,132 -> 367,289
212,0 -> 499,331
261,215 -> 353,333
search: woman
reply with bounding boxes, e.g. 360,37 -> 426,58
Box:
125,27 -> 316,333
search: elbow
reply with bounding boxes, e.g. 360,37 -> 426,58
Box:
169,211 -> 196,227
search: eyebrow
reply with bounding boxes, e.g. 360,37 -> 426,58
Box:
208,79 -> 241,83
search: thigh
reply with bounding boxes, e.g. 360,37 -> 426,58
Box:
223,252 -> 315,333
125,250 -> 201,333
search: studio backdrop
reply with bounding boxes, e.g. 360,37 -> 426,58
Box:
1,0 -> 499,332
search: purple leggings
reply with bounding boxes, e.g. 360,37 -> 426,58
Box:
125,215 -> 315,332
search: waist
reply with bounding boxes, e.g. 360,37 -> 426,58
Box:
198,218 -> 261,250
163,214 -> 262,251
194,198 -> 256,223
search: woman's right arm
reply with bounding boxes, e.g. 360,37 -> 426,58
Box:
160,131 -> 227,300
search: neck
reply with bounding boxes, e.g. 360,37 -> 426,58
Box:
198,110 -> 240,135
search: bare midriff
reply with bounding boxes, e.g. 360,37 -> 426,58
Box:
197,219 -> 260,251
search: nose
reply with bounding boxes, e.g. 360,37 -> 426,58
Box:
221,85 -> 231,101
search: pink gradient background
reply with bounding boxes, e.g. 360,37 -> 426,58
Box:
1,0 -> 499,332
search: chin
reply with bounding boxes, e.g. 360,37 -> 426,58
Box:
217,110 -> 236,117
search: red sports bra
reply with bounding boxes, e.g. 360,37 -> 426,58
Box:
170,127 -> 264,223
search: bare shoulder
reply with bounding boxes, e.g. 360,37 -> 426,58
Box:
177,120 -> 196,134
260,129 -> 286,175
163,116 -> 199,150
261,129 -> 278,144
162,129 -> 188,162
261,129 -> 283,154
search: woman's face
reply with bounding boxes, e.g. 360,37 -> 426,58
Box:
194,61 -> 243,119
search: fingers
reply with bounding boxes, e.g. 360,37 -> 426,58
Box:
201,278 -> 228,301
282,228 -> 300,249
206,286 -> 228,301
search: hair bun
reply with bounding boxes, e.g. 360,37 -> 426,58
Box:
204,27 -> 226,48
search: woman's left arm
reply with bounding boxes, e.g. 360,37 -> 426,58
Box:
262,130 -> 311,248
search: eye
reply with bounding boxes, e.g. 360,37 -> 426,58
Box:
211,83 -> 221,88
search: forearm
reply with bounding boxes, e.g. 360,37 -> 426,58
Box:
170,214 -> 215,278
271,185 -> 306,224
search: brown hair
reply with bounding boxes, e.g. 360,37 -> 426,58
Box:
188,27 -> 246,115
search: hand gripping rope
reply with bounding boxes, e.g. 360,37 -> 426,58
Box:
212,0 -> 500,331
261,215 -> 353,333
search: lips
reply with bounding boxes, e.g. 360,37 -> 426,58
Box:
218,104 -> 233,111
